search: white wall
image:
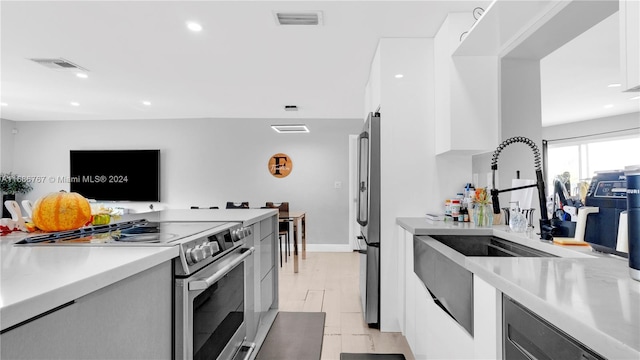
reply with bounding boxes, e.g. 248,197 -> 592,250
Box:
7,117 -> 362,246
1,119 -> 15,173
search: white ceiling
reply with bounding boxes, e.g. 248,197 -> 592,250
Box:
1,1 -> 637,125
1,0 -> 487,122
541,11 -> 640,126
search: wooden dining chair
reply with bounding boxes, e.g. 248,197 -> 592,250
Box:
226,202 -> 249,209
265,202 -> 290,267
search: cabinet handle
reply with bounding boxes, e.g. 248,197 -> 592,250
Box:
189,247 -> 254,291
234,342 -> 256,360
0,301 -> 75,335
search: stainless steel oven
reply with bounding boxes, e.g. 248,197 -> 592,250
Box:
173,223 -> 256,360
175,244 -> 254,360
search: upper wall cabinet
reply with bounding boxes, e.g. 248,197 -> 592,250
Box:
364,46 -> 382,116
620,0 -> 640,92
434,13 -> 499,155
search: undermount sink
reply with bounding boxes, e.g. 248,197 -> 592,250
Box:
430,235 -> 556,258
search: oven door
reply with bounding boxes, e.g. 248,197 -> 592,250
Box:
175,246 -> 255,360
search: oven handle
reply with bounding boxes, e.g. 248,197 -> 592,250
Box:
189,247 -> 255,291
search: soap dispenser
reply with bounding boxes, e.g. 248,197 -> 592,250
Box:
509,202 -> 527,233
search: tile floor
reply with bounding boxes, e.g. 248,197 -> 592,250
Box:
277,251 -> 415,360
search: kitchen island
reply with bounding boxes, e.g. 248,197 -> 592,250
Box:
0,208 -> 278,359
0,230 -> 178,359
397,217 -> 640,360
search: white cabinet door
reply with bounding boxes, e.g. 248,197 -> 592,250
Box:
434,13 -> 499,155
473,275 -> 501,359
413,273 -> 475,359
621,0 -> 640,92
368,45 -> 382,113
0,262 -> 172,360
397,227 -> 416,338
258,216 -> 277,315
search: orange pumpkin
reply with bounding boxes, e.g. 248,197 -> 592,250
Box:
32,191 -> 92,232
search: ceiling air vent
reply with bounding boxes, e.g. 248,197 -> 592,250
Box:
274,11 -> 323,26
29,58 -> 88,72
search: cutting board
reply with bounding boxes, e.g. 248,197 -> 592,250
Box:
553,237 -> 590,246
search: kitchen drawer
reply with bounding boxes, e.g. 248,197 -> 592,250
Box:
503,295 -> 605,360
260,217 -> 274,240
260,269 -> 274,313
0,262 -> 172,359
260,233 -> 274,279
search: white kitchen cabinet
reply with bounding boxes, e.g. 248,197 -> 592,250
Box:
620,0 -> 640,92
434,13 -> 499,155
0,262 -> 172,360
248,215 -> 278,342
258,216 -> 277,315
473,275 -> 501,359
364,46 -> 382,115
367,37 -> 448,332
397,227 -> 413,344
410,272 -> 501,360
402,229 -> 501,359
238,213 -> 279,355
414,273 -> 475,359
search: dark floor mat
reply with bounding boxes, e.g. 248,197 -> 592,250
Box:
340,353 -> 406,360
256,311 -> 326,360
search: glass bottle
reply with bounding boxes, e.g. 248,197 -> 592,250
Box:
509,206 -> 528,233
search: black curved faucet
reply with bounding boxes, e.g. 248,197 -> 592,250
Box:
490,136 -> 554,241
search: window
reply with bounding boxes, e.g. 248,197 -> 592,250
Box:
545,134 -> 640,201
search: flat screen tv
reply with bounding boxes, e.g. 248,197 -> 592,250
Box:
70,150 -> 160,202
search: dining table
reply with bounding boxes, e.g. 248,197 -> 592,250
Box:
280,211 -> 306,273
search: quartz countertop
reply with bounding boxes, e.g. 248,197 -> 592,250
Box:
399,217 -> 640,359
124,208 -> 278,225
0,231 -> 178,331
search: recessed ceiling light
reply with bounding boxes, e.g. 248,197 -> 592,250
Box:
631,95 -> 640,100
607,83 -> 622,88
76,73 -> 88,79
186,21 -> 202,32
142,101 -> 151,106
70,102 -> 80,107
271,124 -> 310,133
395,74 -> 404,78
603,104 -> 614,109
1,102 -> 7,107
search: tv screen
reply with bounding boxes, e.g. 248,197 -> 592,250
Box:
70,150 -> 160,202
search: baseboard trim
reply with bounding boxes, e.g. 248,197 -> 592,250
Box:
305,244 -> 353,252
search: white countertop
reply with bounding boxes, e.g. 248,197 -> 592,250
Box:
0,231 -> 178,331
124,208 -> 278,225
398,217 -> 640,359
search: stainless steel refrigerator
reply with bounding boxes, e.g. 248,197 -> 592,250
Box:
356,112 -> 380,328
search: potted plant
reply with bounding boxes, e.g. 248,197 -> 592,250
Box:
1,172 -> 33,218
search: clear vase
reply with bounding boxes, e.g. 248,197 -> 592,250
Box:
473,203 -> 493,228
